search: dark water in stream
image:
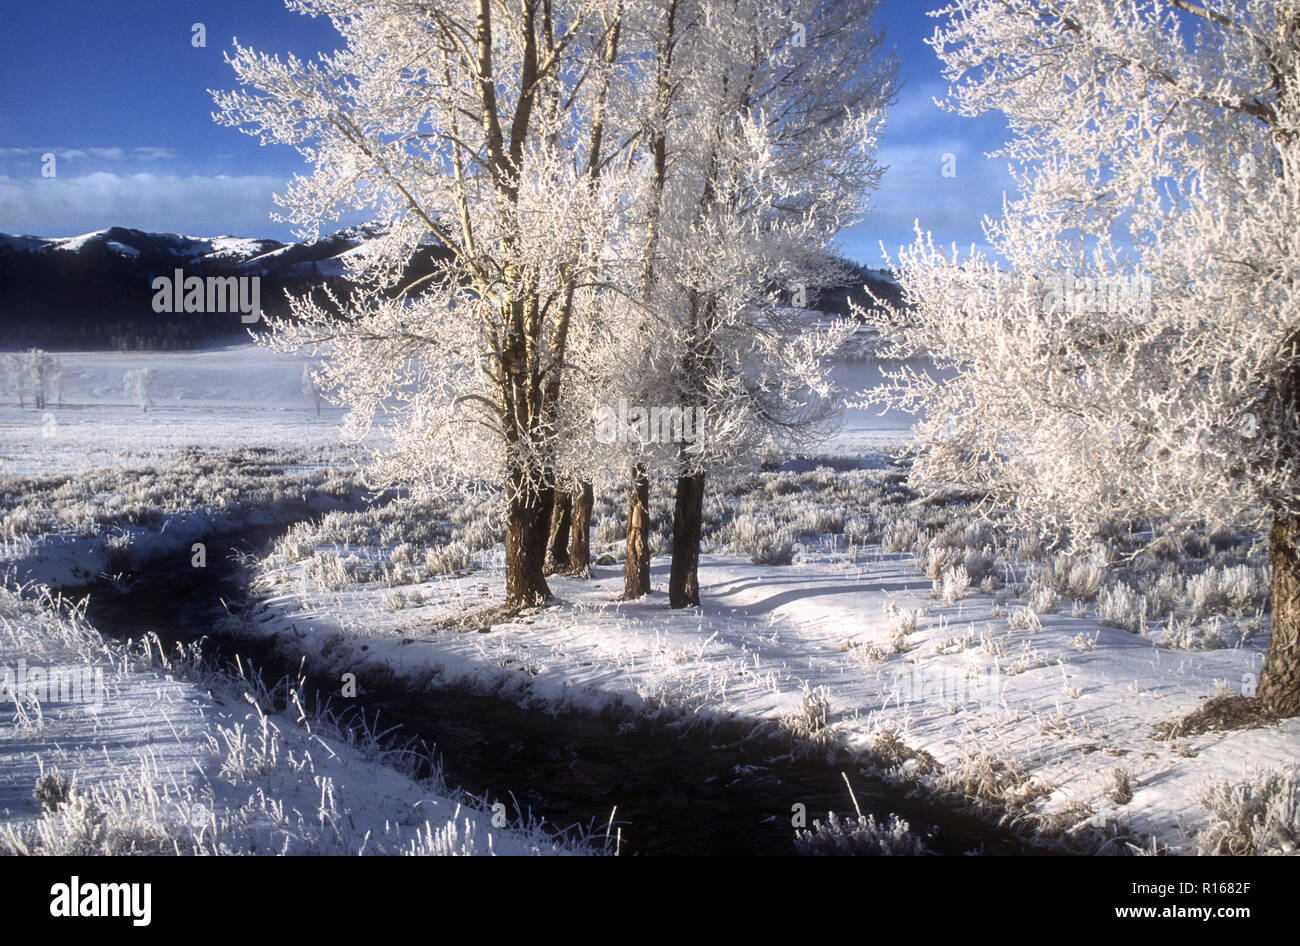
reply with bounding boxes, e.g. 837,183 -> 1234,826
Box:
74,522 -> 1042,856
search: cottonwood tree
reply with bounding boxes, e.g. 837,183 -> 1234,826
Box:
214,0 -> 642,609
301,361 -> 323,415
595,0 -> 895,604
123,367 -> 154,413
861,0 -> 1300,715
21,349 -> 58,410
4,354 -> 25,408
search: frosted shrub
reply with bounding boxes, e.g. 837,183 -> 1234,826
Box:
792,505 -> 844,536
1109,768 -> 1135,806
1098,581 -> 1146,633
452,515 -> 498,552
33,768 -> 74,814
844,514 -> 879,546
1027,579 -> 1060,615
1050,555 -> 1105,602
962,548 -> 996,584
0,506 -> 46,541
795,812 -> 928,856
579,511 -> 614,549
0,582 -> 106,661
1218,564 -> 1267,614
850,642 -> 889,668
749,530 -> 796,566
1198,769 -> 1299,856
763,473 -> 803,498
390,542 -> 418,567
311,510 -> 376,546
939,750 -> 1052,810
938,564 -> 971,604
924,545 -> 963,581
1006,607 -> 1042,634
781,685 -> 831,738
1145,570 -> 1183,620
1162,616 -> 1228,652
424,541 -> 471,576
273,531 -> 317,563
1189,565 -> 1267,622
302,552 -> 354,590
384,590 -> 412,611
1068,632 -> 1098,653
883,601 -> 920,637
881,518 -> 920,554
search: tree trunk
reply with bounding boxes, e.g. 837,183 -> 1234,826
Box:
669,470 -> 705,608
1259,512 -> 1300,716
621,465 -> 651,599
504,469 -> 552,610
568,481 -> 593,578
546,488 -> 572,573
535,480 -> 556,573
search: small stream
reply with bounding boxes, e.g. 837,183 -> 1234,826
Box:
73,520 -> 1042,856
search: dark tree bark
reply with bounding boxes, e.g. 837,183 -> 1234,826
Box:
621,465 -> 651,599
546,487 -> 572,573
669,469 -> 705,608
1259,512 -> 1300,716
568,481 -> 593,577
536,481 -> 556,567
504,467 -> 552,610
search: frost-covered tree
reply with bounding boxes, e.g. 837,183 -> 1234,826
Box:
214,0 -> 644,608
658,0 -> 893,607
22,349 -> 57,410
861,0 -> 1300,715
123,367 -> 155,413
301,361 -> 323,416
579,0 -> 894,605
3,354 -> 25,408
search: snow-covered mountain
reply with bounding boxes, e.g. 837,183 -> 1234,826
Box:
0,225 -> 379,276
0,224 -> 414,350
0,224 -> 890,350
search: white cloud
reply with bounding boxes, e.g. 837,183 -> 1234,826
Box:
840,140 -> 1019,265
0,145 -> 178,175
132,147 -> 179,161
0,172 -> 286,237
0,146 -> 129,161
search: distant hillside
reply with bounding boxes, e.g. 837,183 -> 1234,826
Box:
816,261 -> 904,319
0,225 -> 448,350
0,226 -> 899,350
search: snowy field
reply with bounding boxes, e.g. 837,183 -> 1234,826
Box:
0,585 -> 595,855
0,341 -> 383,476
3,342 -> 1298,855
244,477 -> 1297,854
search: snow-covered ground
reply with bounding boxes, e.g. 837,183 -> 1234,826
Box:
0,342 -> 383,476
0,584 -> 596,855
244,533 -> 1297,853
4,342 -> 1297,855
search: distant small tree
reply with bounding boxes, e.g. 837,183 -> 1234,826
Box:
301,362 -> 322,416
123,367 -> 155,413
3,354 -> 24,408
23,349 -> 56,410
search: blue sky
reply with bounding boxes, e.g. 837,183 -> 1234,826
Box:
0,0 -> 1016,265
